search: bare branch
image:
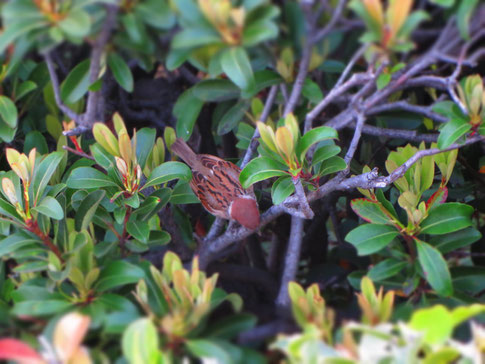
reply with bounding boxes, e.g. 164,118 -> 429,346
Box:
275,216 -> 304,310
292,178 -> 314,219
354,124 -> 438,143
311,0 -> 348,44
366,100 -> 448,123
241,85 -> 278,168
343,113 -> 365,165
43,53 -> 81,122
284,44 -> 312,116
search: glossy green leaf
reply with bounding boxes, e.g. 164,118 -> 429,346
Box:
420,202 -> 473,235
96,260 -> 145,292
58,9 -> 90,38
217,100 -> 250,135
0,19 -> 47,54
15,80 -> 37,101
135,128 -> 156,169
220,47 -> 255,95
457,0 -> 478,40
271,176 -> 295,205
312,144 -> 341,165
127,221 -> 150,243
75,190 -> 106,231
243,20 -> 278,47
122,318 -> 160,364
60,59 -> 91,104
318,156 -> 347,176
192,79 -> 240,101
32,152 -> 64,205
32,196 -> 63,220
350,198 -> 394,225
416,239 -> 453,296
66,167 -> 119,189
142,162 -> 192,190
186,339 -> 233,364
171,27 -> 220,49
108,52 -> 134,92
0,96 -> 18,128
368,259 -> 407,281
430,227 -> 482,254
297,126 -> 338,160
0,233 -> 41,257
240,157 -> 288,189
437,118 -> 471,149
174,88 -> 204,140
345,224 -> 399,255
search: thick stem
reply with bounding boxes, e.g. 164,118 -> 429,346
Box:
275,216 -> 305,310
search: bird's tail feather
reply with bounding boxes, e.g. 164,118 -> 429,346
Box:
171,138 -> 198,167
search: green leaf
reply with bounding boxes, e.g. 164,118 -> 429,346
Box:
254,70 -> 283,92
58,9 -> 91,38
350,198 -> 394,225
0,233 -> 41,257
318,156 -> 347,176
75,190 -> 106,232
171,27 -> 220,49
430,227 -> 482,254
186,339 -> 233,364
242,19 -> 278,47
127,221 -> 150,243
457,0 -> 478,40
32,152 -> 64,205
135,128 -> 156,169
24,131 -> 48,155
96,260 -> 145,292
0,96 -> 18,128
437,118 -> 471,149
302,78 -> 323,104
174,88 -> 204,140
368,259 -> 407,281
271,176 -> 295,205
136,0 -> 175,29
296,126 -> 338,161
15,80 -> 38,101
66,167 -> 119,189
12,299 -> 71,317
345,224 -> 399,255
409,305 -> 454,345
416,239 -> 453,296
220,47 -> 256,95
192,79 -> 240,101
239,157 -> 288,189
32,196 -> 63,220
420,202 -> 473,235
108,52 -> 134,92
312,144 -> 341,165
217,99 -> 250,135
0,19 -> 47,54
142,162 -> 192,190
122,318 -> 160,364
170,181 -> 199,204
376,73 -> 391,90
60,59 -> 91,104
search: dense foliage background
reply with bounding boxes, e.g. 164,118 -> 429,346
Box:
0,0 -> 484,362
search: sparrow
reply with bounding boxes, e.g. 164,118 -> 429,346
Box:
171,138 -> 260,230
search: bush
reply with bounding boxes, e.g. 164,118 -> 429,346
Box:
0,0 -> 484,363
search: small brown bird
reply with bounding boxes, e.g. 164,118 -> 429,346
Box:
171,138 -> 260,230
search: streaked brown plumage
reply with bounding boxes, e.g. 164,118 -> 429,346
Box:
171,138 -> 260,229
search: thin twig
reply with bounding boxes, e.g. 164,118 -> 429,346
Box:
275,216 -> 304,310
343,113 -> 365,165
310,0 -> 348,44
241,85 -> 278,168
43,53 -> 80,122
